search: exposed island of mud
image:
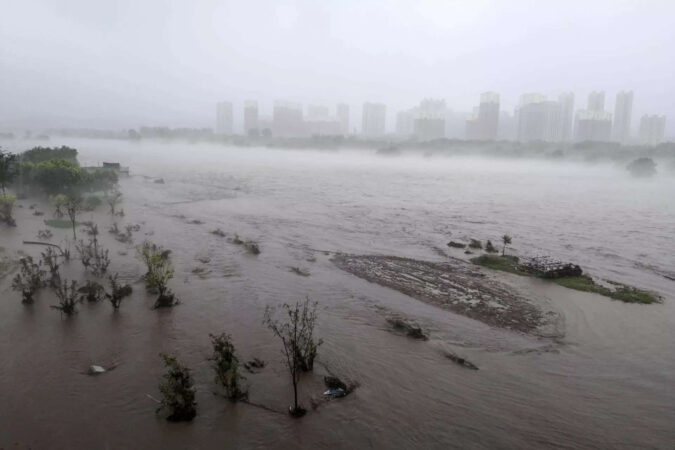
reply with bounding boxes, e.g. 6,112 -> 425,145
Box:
332,254 -> 561,336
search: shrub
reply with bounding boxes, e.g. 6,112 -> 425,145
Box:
51,279 -> 80,316
30,159 -> 82,194
78,280 -> 105,302
11,256 -> 45,303
0,194 -> 16,226
21,146 -> 78,164
105,273 -> 132,309
84,195 -> 102,211
157,353 -> 196,421
209,333 -> 245,400
49,194 -> 68,218
104,190 -> 122,215
137,241 -> 177,307
75,223 -> 110,276
41,247 -> 61,288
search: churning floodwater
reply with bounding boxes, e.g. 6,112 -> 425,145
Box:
1,138 -> 674,449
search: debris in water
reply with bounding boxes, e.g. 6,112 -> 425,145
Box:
88,365 -> 106,375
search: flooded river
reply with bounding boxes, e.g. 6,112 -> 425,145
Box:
1,139 -> 674,449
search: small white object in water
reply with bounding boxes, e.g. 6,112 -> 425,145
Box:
88,365 -> 106,375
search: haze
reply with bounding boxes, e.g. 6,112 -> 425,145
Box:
1,0 -> 673,135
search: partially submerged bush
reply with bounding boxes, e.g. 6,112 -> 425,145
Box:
0,194 -> 17,226
11,256 -> 45,303
51,279 -> 80,316
49,194 -> 68,218
468,239 -> 483,250
157,353 -> 196,422
78,280 -> 105,302
209,333 -> 245,400
137,240 -> 178,308
83,195 -> 102,211
41,247 -> 61,288
75,223 -> 110,276
105,273 -> 133,309
485,240 -> 498,253
104,190 -> 122,215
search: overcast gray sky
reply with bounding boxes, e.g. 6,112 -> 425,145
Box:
1,0 -> 673,135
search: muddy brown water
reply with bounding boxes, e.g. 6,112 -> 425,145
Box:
0,138 -> 674,449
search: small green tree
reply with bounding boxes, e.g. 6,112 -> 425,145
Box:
209,333 -> 245,400
264,297 -> 322,417
157,353 -> 196,421
502,234 -> 512,256
64,196 -> 82,239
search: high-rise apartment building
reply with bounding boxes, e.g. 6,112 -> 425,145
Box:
574,110 -> 612,142
516,94 -> 561,142
638,115 -> 666,145
612,91 -> 634,144
588,91 -> 605,112
337,104 -> 350,135
243,100 -> 259,136
273,101 -> 304,137
466,92 -> 499,140
558,92 -> 575,142
215,101 -> 233,135
362,103 -> 386,136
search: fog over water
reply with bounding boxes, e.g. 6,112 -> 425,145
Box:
0,139 -> 673,448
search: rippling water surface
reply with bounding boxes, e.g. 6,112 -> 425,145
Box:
1,139 -> 674,449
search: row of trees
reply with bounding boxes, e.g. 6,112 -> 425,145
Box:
0,146 -> 117,199
158,298 -> 322,421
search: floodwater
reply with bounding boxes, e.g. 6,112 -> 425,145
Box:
1,138 -> 674,449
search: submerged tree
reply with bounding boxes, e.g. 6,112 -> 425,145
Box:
41,247 -> 61,288
264,297 -> 322,417
209,333 -> 245,400
51,279 -> 80,316
105,273 -> 133,309
0,149 -> 16,195
78,280 -> 105,302
137,240 -> 177,308
64,196 -> 83,240
75,223 -> 110,276
157,353 -> 196,422
0,194 -> 17,226
502,234 -> 512,256
49,193 -> 68,218
11,256 -> 45,303
104,189 -> 122,216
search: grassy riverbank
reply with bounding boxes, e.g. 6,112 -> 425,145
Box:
471,254 -> 660,304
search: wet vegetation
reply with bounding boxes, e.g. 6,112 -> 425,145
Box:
137,240 -> 178,308
11,256 -> 45,303
78,280 -> 105,302
209,333 -> 246,400
105,274 -> 133,309
264,298 -> 322,417
75,223 -> 110,276
471,254 -> 660,303
51,279 -> 80,316
157,353 -> 197,422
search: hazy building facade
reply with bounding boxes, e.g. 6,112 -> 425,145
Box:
396,108 -> 416,137
574,110 -> 612,142
588,91 -> 605,112
612,90 -> 634,144
638,115 -> 666,145
362,102 -> 386,136
558,92 -> 575,142
215,101 -> 233,135
273,101 -> 304,137
413,99 -> 446,141
466,92 -> 499,140
243,100 -> 259,136
516,94 -> 561,142
337,103 -> 350,135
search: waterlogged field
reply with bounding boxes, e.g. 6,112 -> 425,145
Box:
1,138 -> 674,449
